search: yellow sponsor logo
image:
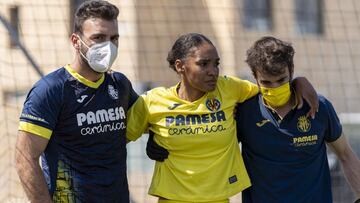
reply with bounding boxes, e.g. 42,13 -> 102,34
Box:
293,135 -> 318,147
297,116 -> 311,132
293,135 -> 318,143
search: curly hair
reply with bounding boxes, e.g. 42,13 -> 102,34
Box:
167,33 -> 214,72
73,0 -> 119,34
246,36 -> 294,77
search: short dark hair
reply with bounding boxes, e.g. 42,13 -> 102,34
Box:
73,0 -> 119,34
246,36 -> 295,77
167,33 -> 214,71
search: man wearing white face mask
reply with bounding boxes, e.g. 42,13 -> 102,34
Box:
77,35 -> 118,73
15,1 -> 138,202
237,36 -> 360,203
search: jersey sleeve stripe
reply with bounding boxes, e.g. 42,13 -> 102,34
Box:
18,121 -> 52,139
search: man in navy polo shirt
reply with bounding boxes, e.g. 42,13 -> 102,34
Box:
237,36 -> 360,202
15,1 -> 137,202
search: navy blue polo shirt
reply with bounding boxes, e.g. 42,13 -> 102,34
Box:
19,65 -> 138,203
236,94 -> 342,203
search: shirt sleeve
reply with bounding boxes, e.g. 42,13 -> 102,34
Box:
221,76 -> 259,103
235,103 -> 245,143
19,78 -> 62,139
111,71 -> 139,108
126,94 -> 149,141
321,97 -> 342,142
128,83 -> 139,108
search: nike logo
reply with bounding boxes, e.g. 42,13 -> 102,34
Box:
168,103 -> 181,110
77,95 -> 88,103
256,119 -> 271,127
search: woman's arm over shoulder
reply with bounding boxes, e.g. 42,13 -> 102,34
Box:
217,75 -> 259,103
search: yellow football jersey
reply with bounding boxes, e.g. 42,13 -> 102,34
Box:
127,76 -> 258,201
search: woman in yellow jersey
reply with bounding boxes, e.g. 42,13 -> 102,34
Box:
126,33 -> 318,203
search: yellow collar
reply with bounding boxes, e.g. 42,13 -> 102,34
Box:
64,64 -> 104,89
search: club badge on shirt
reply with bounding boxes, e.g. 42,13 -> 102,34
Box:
297,115 -> 311,133
206,98 -> 221,112
108,85 -> 119,100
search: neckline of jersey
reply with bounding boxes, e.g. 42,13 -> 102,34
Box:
260,92 -> 298,125
64,64 -> 105,89
171,82 -> 209,104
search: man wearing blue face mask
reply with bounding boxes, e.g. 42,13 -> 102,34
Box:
15,1 -> 138,202
237,36 -> 360,202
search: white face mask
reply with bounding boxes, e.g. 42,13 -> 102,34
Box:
78,36 -> 118,73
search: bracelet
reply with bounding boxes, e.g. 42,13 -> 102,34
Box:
355,198 -> 360,203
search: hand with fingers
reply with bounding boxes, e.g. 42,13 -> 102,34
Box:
146,130 -> 169,162
292,77 -> 319,119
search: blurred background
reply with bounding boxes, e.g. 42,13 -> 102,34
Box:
0,0 -> 360,202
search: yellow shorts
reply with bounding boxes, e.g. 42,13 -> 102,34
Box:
158,198 -> 229,203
